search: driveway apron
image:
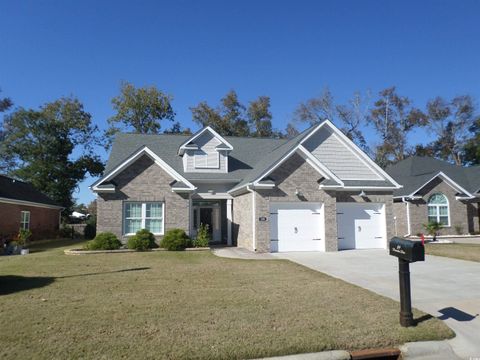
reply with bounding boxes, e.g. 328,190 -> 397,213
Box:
272,250 -> 480,359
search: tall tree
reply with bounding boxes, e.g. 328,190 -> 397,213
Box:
191,90 -> 250,137
0,89 -> 14,171
2,98 -> 104,213
107,81 -> 175,145
247,96 -> 273,137
425,95 -> 477,165
163,121 -> 192,135
462,117 -> 480,165
293,87 -> 370,151
369,87 -> 427,166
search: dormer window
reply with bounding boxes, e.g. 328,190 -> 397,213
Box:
194,150 -> 219,169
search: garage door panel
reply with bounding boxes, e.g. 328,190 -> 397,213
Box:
270,203 -> 325,252
337,203 -> 386,250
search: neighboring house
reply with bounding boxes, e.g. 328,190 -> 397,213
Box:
0,175 -> 63,240
91,120 -> 401,252
386,157 -> 480,237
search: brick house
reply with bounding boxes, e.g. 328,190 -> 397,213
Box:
386,157 -> 480,237
0,175 -> 63,240
92,120 -> 401,253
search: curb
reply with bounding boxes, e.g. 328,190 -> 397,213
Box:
399,340 -> 461,359
64,247 -> 210,255
258,350 -> 350,360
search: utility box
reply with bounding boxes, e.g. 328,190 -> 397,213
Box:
389,237 -> 425,263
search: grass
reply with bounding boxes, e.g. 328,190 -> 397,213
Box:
0,240 -> 453,360
425,242 -> 480,262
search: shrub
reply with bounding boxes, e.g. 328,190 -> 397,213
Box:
84,219 -> 96,240
194,223 -> 210,248
17,229 -> 32,248
85,232 -> 122,250
423,221 -> 442,239
127,229 -> 157,251
59,226 -> 74,238
160,229 -> 189,251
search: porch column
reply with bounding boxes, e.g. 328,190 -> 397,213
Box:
227,199 -> 233,246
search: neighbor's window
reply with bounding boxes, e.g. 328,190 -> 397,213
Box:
124,202 -> 164,235
194,150 -> 219,169
20,211 -> 30,230
427,193 -> 450,226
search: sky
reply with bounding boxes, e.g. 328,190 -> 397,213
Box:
1,0 -> 479,205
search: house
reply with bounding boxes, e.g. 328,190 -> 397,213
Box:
0,175 -> 63,240
386,156 -> 480,237
91,120 -> 401,252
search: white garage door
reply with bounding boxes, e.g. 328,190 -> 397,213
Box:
336,203 -> 386,250
270,202 -> 325,252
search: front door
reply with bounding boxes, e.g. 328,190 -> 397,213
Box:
193,205 -> 221,242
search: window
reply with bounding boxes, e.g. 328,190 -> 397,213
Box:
427,193 -> 450,226
124,202 -> 164,235
194,150 -> 219,169
20,211 -> 30,230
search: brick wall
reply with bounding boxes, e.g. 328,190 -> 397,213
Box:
392,201 -> 409,237
0,202 -> 60,240
97,155 -> 189,241
254,153 -> 338,252
409,178 -> 470,236
232,191 -> 253,250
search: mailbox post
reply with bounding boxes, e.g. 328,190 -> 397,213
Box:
389,237 -> 425,327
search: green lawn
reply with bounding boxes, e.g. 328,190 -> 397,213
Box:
0,240 -> 453,360
425,242 -> 480,262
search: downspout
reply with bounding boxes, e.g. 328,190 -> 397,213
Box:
402,197 -> 411,237
247,185 -> 256,251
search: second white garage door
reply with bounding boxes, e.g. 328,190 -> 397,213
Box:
270,202 -> 325,252
336,203 -> 386,250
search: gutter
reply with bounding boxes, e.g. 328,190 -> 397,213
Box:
401,197 -> 411,237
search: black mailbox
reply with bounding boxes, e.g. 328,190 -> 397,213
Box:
389,237 -> 424,262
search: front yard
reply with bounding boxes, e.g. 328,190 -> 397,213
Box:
0,240 -> 453,359
425,242 -> 480,262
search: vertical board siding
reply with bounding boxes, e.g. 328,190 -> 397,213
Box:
304,127 -> 380,180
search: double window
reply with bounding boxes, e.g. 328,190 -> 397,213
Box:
427,193 -> 450,226
20,211 -> 30,230
194,150 -> 219,169
124,202 -> 164,235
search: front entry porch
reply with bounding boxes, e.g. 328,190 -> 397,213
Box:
190,199 -> 232,245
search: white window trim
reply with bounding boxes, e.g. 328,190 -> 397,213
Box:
427,193 -> 450,227
20,211 -> 30,230
123,202 -> 165,236
194,150 -> 220,169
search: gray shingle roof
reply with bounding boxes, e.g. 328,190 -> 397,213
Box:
0,174 -> 61,207
386,156 -> 480,197
102,133 -> 288,185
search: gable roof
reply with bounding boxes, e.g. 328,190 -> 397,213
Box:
0,175 -> 62,208
178,126 -> 233,155
93,121 -> 400,193
386,156 -> 480,198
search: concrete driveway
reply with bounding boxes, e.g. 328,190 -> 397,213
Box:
272,250 -> 480,359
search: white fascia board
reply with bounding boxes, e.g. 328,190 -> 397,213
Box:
0,197 -> 63,210
178,126 -> 233,155
92,146 -> 196,192
309,119 -> 402,189
409,171 -> 473,198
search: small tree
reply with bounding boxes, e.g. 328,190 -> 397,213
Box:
194,224 -> 210,247
423,221 -> 442,241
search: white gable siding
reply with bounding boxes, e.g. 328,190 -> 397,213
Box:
303,127 -> 381,180
184,132 -> 227,173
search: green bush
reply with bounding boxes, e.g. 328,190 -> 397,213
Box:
84,219 -> 96,240
194,223 -> 210,247
127,229 -> 157,251
160,229 -> 189,251
423,221 -> 442,237
17,229 -> 32,248
85,232 -> 122,250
